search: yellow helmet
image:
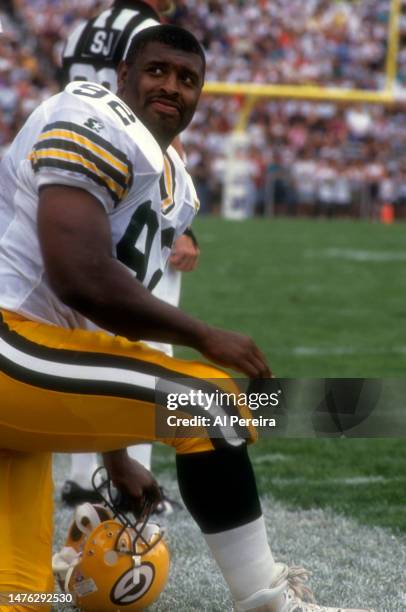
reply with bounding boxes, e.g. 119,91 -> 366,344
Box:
53,497 -> 170,610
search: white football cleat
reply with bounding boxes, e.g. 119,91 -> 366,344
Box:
234,563 -> 375,612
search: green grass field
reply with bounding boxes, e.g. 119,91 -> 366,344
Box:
179,217 -> 406,376
52,218 -> 405,611
164,218 -> 406,533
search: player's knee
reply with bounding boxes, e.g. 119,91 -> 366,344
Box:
163,379 -> 258,454
176,443 -> 261,532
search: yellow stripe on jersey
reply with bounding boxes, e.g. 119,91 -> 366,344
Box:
29,120 -> 133,206
161,155 -> 174,212
29,148 -> 126,201
38,129 -> 128,176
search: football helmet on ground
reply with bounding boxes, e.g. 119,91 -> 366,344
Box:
53,469 -> 170,611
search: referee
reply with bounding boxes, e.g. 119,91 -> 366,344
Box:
62,1 -> 171,90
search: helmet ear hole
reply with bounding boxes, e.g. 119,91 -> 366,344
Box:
68,522 -> 83,542
104,550 -> 119,566
95,506 -> 111,522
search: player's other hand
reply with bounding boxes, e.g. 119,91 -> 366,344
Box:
198,326 -> 272,378
102,449 -> 161,517
169,234 -> 200,272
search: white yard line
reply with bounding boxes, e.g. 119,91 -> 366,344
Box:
290,346 -> 406,356
305,248 -> 406,262
266,475 -> 405,486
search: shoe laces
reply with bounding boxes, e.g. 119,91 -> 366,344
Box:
273,565 -> 374,612
272,564 -> 316,609
285,566 -> 316,604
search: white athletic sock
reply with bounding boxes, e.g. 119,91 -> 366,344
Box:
69,453 -> 99,489
203,516 -> 275,602
127,444 -> 152,471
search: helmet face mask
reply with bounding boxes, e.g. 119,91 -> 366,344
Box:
53,470 -> 170,611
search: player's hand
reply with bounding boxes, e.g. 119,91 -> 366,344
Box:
169,234 -> 200,272
102,450 -> 161,517
198,326 -> 272,378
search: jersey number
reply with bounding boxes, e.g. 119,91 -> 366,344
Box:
116,201 -> 175,291
72,83 -> 136,126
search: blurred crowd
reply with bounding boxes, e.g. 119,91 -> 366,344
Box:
1,0 -> 406,217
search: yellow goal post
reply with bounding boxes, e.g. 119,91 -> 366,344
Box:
202,0 -> 401,115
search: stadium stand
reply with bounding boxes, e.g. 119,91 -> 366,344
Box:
1,0 -> 406,217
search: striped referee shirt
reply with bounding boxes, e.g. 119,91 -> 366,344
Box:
61,1 -> 160,90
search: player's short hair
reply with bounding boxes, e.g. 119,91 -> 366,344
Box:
125,24 -> 206,78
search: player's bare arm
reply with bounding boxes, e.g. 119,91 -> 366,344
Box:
38,184 -> 270,378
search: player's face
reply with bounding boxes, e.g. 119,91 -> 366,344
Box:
118,41 -> 204,147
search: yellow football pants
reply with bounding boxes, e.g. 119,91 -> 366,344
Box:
0,451 -> 53,612
0,310 -> 255,609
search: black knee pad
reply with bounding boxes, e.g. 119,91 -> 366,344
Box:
176,444 -> 261,534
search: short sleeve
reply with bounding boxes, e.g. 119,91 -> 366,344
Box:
29,116 -> 133,212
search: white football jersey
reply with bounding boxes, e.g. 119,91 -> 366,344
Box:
0,81 -> 198,329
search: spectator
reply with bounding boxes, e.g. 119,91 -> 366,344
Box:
2,0 -> 406,218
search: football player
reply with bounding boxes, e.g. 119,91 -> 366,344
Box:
0,25 -> 373,612
61,0 -> 200,506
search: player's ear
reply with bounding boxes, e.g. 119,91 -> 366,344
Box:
117,60 -> 129,94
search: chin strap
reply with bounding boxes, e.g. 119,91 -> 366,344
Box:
74,502 -> 104,534
64,560 -> 79,596
52,503 -> 105,596
52,546 -> 81,594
